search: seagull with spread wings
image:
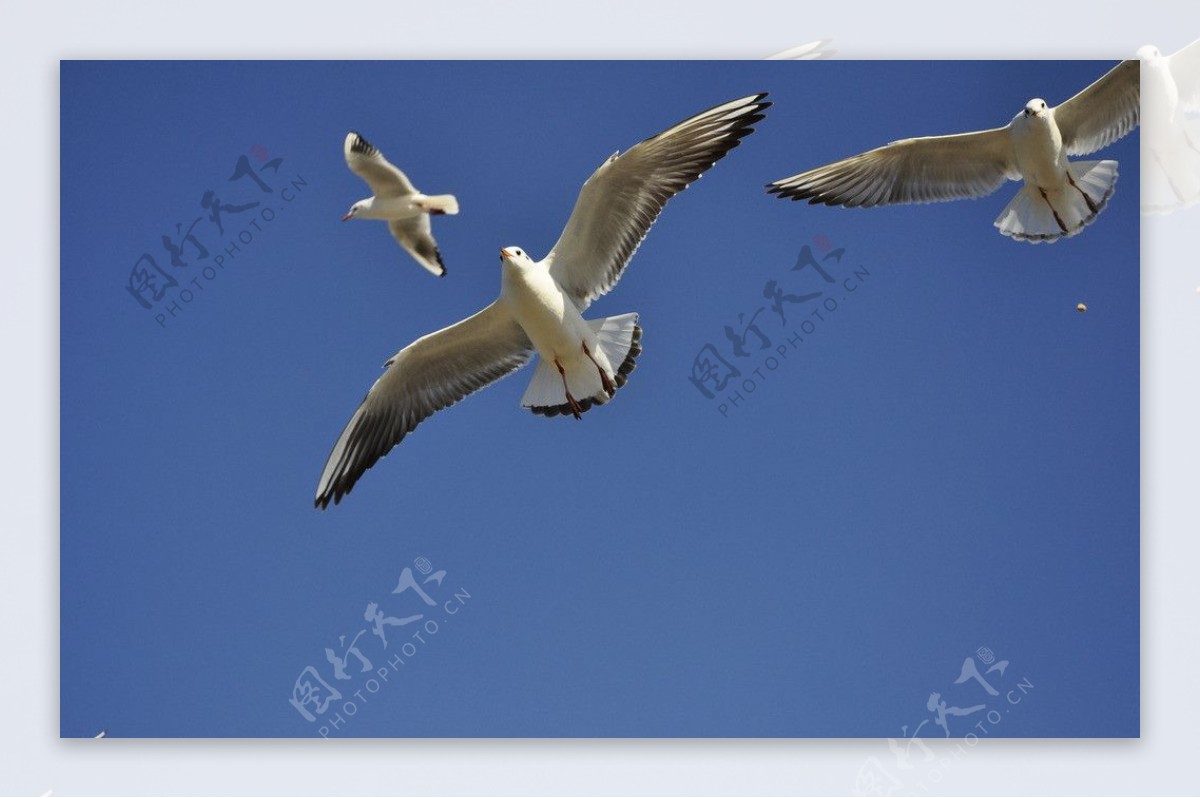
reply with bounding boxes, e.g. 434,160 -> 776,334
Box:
315,94 -> 770,508
767,61 -> 1139,243
341,132 -> 459,277
1139,40 -> 1200,214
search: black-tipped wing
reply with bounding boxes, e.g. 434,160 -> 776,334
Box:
1054,60 -> 1140,156
344,131 -> 418,197
389,216 -> 446,277
315,302 -> 532,508
546,93 -> 770,311
767,127 -> 1017,207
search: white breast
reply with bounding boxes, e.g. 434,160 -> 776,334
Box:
1010,113 -> 1066,189
500,261 -> 593,363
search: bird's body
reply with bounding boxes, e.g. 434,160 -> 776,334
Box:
349,194 -> 431,221
768,61 -> 1140,243
315,94 -> 769,508
500,256 -> 593,373
1009,104 -> 1064,189
341,131 -> 459,276
1138,41 -> 1200,214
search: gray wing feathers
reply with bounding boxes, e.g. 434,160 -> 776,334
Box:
1054,60 -> 1141,156
546,94 -> 770,311
345,131 -> 418,197
389,217 -> 446,277
767,127 -> 1017,207
315,302 -> 532,508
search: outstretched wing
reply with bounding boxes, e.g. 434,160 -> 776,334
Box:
545,93 -> 770,311
1054,60 -> 1141,156
344,131 -> 418,197
767,127 -> 1017,207
315,302 -> 532,508
389,216 -> 446,277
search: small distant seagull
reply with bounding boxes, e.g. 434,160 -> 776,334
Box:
767,61 -> 1140,243
1076,302 -> 1088,313
341,132 -> 459,277
765,39 -> 836,60
315,94 -> 769,508
1138,40 -> 1200,214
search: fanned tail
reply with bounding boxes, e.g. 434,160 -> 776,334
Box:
416,194 -> 459,215
521,314 -> 642,418
994,160 -> 1118,243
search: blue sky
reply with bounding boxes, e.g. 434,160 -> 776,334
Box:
60,60 -> 1138,738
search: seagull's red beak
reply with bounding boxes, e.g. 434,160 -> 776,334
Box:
341,212 -> 353,222
500,248 -> 509,259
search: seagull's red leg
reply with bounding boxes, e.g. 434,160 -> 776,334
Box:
582,343 -> 616,397
1038,188 -> 1069,234
555,359 -> 584,420
1065,173 -> 1099,214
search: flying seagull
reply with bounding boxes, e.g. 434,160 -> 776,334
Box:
341,131 -> 459,277
767,61 -> 1140,243
315,94 -> 770,508
1138,40 -> 1200,214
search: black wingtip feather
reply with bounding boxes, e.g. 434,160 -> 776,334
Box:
349,132 -> 377,157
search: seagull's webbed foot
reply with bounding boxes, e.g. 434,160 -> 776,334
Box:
555,359 -> 584,420
582,343 -> 617,397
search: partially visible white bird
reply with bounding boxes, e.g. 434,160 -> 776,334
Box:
1139,40 -> 1200,214
341,131 -> 459,277
315,94 -> 770,508
767,61 -> 1140,243
765,39 -> 836,60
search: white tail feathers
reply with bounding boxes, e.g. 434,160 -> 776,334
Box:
416,194 -> 459,215
994,160 -> 1118,243
521,313 -> 642,418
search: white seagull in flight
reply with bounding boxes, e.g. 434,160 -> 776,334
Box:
341,131 -> 460,277
315,94 -> 770,508
1138,40 -> 1200,214
767,61 -> 1139,243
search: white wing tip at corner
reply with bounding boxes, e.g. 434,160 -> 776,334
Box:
764,39 -> 836,60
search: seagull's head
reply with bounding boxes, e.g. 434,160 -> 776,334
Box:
1023,99 -> 1048,118
1137,45 -> 1162,62
341,200 -> 367,222
499,246 -> 533,267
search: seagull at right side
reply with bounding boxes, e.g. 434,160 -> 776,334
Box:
1139,40 -> 1200,214
341,131 -> 459,277
767,61 -> 1140,243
